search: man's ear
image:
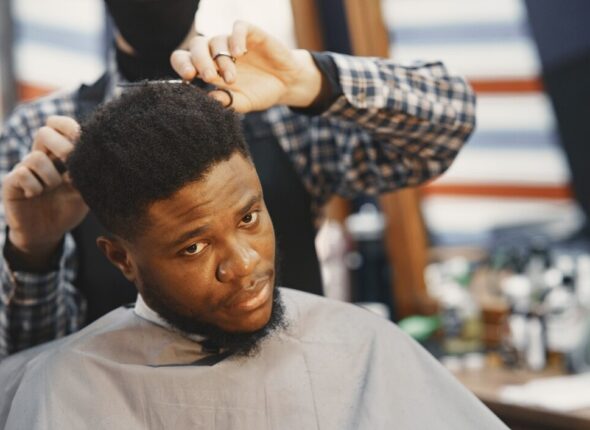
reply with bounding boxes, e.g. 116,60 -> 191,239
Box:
96,236 -> 137,283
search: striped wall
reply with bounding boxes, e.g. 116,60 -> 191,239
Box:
196,0 -> 296,48
5,0 -> 576,247
12,0 -> 106,97
383,0 -> 580,245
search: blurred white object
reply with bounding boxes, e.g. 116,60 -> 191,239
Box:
508,314 -> 528,354
555,254 -> 575,278
357,302 -> 390,320
576,255 -> 590,309
440,355 -> 463,372
14,0 -> 105,89
543,267 -> 563,291
441,353 -> 485,373
544,282 -> 586,352
424,257 -> 470,300
315,220 -> 351,302
501,274 -> 532,313
525,317 -> 546,371
345,203 -> 385,241
463,352 -> 485,371
196,0 -> 296,48
500,373 -> 590,412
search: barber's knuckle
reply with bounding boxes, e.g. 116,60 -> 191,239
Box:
14,165 -> 30,181
35,126 -> 53,141
47,115 -> 61,126
21,153 -> 35,166
211,35 -> 227,46
26,152 -> 50,172
28,150 -> 45,163
3,169 -> 17,184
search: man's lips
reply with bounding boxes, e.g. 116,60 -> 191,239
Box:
227,275 -> 273,312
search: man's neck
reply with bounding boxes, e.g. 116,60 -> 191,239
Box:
134,294 -> 205,342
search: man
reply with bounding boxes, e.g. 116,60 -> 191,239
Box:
0,2 -> 476,358
0,83 -> 503,429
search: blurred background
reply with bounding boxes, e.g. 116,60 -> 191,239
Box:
2,1 -> 590,426
0,0 -> 579,249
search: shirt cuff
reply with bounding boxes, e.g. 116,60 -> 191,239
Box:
3,228 -> 64,273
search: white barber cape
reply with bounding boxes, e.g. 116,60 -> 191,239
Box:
0,288 -> 507,429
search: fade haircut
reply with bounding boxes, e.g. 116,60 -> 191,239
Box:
68,83 -> 250,240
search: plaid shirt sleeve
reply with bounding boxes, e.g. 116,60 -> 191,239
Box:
0,94 -> 85,360
264,53 -> 476,214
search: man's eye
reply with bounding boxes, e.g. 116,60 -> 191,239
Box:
183,242 -> 207,256
240,211 -> 259,227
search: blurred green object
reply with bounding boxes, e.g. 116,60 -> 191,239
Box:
399,315 -> 440,342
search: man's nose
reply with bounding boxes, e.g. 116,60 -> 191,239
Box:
216,239 -> 261,283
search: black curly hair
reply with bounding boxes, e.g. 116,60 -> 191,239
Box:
68,83 -> 250,240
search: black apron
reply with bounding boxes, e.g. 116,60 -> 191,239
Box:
73,75 -> 323,324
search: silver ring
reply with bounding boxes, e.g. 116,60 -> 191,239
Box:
213,51 -> 236,63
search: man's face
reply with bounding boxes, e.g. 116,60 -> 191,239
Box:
127,153 -> 276,334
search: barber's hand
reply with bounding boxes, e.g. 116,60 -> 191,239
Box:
2,116 -> 88,269
170,21 -> 322,113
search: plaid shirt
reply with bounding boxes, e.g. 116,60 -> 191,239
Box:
0,53 -> 475,359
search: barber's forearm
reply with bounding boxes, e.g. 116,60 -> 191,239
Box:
1,234 -> 85,355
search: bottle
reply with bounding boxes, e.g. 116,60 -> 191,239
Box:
500,274 -> 533,367
525,314 -> 546,371
575,254 -> 590,309
439,281 -> 483,356
345,203 -> 390,315
526,238 -> 550,296
544,274 -> 585,354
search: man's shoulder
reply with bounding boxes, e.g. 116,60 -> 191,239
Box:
279,287 -> 400,340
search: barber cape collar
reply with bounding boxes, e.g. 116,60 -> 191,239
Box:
134,294 -> 233,364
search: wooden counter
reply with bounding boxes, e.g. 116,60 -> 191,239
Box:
454,366 -> 590,430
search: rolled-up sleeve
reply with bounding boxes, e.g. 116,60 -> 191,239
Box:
265,53 -> 476,212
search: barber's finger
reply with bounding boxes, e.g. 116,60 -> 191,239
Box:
170,49 -> 197,80
32,126 -> 74,162
5,165 -> 44,198
20,151 -> 63,189
229,20 -> 249,57
189,35 -> 218,82
209,36 -> 237,84
241,21 -> 285,59
46,115 -> 80,142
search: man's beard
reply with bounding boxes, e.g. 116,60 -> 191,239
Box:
141,280 -> 287,357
